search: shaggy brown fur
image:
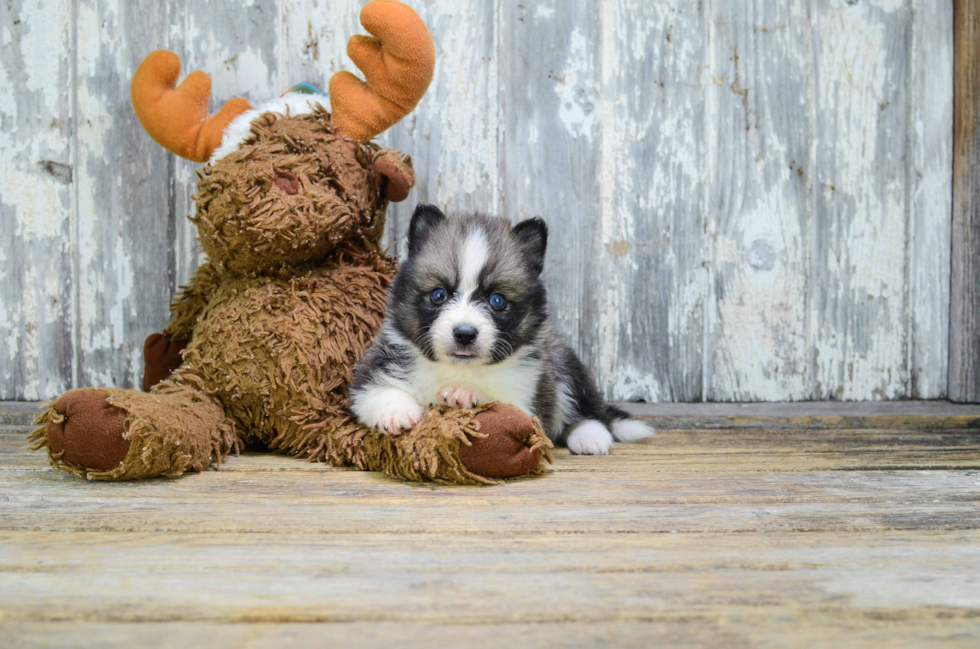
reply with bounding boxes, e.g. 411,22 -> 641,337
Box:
30,107 -> 551,484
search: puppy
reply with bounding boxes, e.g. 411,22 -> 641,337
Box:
349,204 -> 654,455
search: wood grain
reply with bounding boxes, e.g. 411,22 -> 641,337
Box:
382,0 -> 503,254
0,0 -> 74,400
4,620 -> 980,649
910,0 -> 953,399
595,0 -> 705,402
950,0 -> 980,402
705,0 -> 811,401
2,530 -> 980,624
2,403 -> 980,646
811,0 -> 912,400
74,0 -> 185,394
499,0 -> 602,368
0,0 -> 959,402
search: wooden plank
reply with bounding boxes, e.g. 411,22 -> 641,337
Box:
281,0 -> 361,89
499,0 -> 602,370
9,398 -> 980,428
909,0 -> 953,398
4,435 -> 980,481
594,0 -> 705,401
3,402 -> 978,646
4,427 -> 980,473
1,530 -> 979,625
73,0 -> 180,391
704,0 -> 811,401
381,0 -> 502,254
3,458 -> 979,533
8,398 -> 980,427
621,400 -> 980,429
950,0 -> 980,402
811,0 -> 912,399
3,620 -> 979,649
0,0 -> 74,400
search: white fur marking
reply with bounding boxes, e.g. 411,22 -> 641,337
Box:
566,420 -> 613,455
430,230 -> 494,364
458,229 -> 489,296
610,418 -> 655,442
379,329 -> 543,418
431,297 -> 496,362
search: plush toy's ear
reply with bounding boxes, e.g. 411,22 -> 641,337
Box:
408,203 -> 446,257
373,152 -> 415,202
512,217 -> 548,275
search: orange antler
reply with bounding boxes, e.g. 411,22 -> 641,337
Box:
131,50 -> 252,162
329,0 -> 435,141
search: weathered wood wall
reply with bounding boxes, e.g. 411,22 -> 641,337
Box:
950,0 -> 980,402
0,0 -> 954,402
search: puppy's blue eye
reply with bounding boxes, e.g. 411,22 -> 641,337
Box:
431,287 -> 448,304
489,293 -> 507,310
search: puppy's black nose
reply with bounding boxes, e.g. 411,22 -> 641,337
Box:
453,325 -> 478,346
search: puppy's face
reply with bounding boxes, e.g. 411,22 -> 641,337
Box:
389,205 -> 548,366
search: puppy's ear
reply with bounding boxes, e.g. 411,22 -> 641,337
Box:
512,217 -> 548,275
408,203 -> 446,257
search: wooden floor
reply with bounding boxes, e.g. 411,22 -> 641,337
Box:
2,401 -> 980,648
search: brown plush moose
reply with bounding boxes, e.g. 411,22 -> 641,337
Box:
30,0 -> 550,484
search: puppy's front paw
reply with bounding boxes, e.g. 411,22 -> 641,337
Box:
566,420 -> 613,455
437,385 -> 480,409
374,401 -> 425,435
354,388 -> 426,435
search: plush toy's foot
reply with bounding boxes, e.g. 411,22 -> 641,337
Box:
45,389 -> 132,471
30,384 -> 237,480
459,404 -> 550,479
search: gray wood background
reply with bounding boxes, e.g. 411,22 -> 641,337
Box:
0,0 -> 954,402
950,0 -> 980,403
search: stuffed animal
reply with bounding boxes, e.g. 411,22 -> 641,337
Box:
30,0 -> 550,484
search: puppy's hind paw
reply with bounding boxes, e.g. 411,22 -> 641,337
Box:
566,420 -> 614,455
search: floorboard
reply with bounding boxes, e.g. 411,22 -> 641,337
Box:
1,402 -> 979,647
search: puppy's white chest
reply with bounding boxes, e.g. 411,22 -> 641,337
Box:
411,356 -> 542,416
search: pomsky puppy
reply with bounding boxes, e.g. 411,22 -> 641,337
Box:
349,204 -> 654,455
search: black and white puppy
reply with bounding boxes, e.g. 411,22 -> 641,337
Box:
349,204 -> 654,455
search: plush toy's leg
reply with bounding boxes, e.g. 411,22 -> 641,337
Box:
276,401 -> 552,485
29,382 -> 237,480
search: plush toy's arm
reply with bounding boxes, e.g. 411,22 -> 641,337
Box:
142,261 -> 223,392
162,261 -> 223,340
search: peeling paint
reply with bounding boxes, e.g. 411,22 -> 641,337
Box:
0,0 -> 73,399
555,28 -> 598,141
0,0 -> 955,402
